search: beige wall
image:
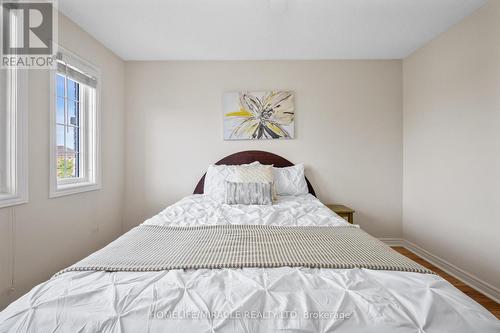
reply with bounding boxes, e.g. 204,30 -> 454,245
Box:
0,14 -> 126,309
403,0 -> 500,290
124,60 -> 403,237
5,0 -> 498,312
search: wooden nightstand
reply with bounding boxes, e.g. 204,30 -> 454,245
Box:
326,204 -> 355,224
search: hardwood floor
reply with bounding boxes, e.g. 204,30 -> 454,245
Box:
393,246 -> 500,320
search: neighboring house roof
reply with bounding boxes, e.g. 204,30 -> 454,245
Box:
56,145 -> 76,159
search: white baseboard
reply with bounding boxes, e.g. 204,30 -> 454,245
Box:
378,238 -> 404,247
378,237 -> 500,304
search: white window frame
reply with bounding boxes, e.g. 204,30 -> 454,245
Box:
0,9 -> 28,209
49,46 -> 101,198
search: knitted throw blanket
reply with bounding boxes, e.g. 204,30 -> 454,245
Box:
55,224 -> 432,276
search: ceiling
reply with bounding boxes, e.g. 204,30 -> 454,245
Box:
58,0 -> 487,60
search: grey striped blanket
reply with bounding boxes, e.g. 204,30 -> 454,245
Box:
55,224 -> 432,276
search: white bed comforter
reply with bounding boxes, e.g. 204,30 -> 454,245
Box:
0,195 -> 498,333
143,194 -> 349,227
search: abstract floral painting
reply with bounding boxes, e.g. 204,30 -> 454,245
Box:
223,91 -> 294,140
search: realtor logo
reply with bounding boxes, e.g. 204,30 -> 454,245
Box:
1,0 -> 57,68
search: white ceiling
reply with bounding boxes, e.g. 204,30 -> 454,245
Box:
58,0 -> 487,60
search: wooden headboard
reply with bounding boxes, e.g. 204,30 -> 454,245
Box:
193,150 -> 316,196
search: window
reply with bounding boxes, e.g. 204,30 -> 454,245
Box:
56,74 -> 81,179
0,10 -> 28,208
50,47 -> 100,197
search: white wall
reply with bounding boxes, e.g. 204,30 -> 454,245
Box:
0,14 -> 126,309
124,60 -> 403,237
403,0 -> 500,290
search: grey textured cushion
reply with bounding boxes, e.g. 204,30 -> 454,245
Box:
225,181 -> 273,205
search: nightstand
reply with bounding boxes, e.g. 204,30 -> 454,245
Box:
326,204 -> 355,224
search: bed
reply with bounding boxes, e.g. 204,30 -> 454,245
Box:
0,151 -> 498,332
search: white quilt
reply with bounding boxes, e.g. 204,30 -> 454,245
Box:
0,195 -> 498,333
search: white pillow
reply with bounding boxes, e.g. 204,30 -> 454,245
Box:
273,164 -> 309,196
204,162 -> 259,199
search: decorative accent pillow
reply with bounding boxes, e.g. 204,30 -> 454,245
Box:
225,181 -> 273,205
230,164 -> 276,201
204,162 -> 259,199
273,164 -> 308,196
230,164 -> 274,184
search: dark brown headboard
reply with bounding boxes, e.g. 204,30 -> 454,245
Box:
193,150 -> 316,196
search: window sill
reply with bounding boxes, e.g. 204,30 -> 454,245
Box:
49,181 -> 101,198
0,194 -> 28,209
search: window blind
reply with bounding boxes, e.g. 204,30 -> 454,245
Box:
56,52 -> 98,88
